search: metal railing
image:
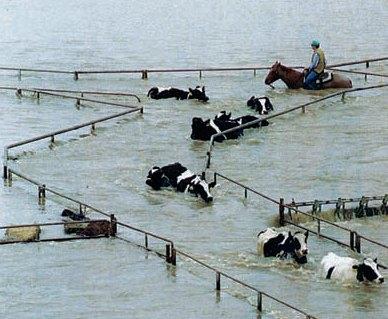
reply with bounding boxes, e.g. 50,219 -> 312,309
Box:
3,107 -> 143,179
0,86 -> 141,102
213,172 -> 388,256
203,84 -> 388,170
176,249 -> 317,318
0,57 -> 386,80
3,168 -> 318,317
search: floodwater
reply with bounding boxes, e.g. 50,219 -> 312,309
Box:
0,0 -> 387,318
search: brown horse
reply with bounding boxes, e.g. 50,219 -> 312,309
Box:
264,61 -> 352,89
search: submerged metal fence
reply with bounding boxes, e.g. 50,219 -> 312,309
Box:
213,172 -> 388,258
203,84 -> 388,171
0,57 -> 386,80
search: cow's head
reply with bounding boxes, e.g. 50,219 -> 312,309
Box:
353,258 -> 384,283
191,117 -> 210,140
215,111 -> 232,121
292,231 -> 309,263
146,166 -> 170,190
188,86 -> 209,102
188,176 -> 215,203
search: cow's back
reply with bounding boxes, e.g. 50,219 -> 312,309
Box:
321,252 -> 357,280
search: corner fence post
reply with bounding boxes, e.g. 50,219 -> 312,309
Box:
110,214 -> 117,237
216,272 -> 221,291
141,70 -> 148,79
74,72 -> 79,81
171,247 -> 176,266
257,292 -> 262,312
355,233 -> 361,253
279,198 -> 285,226
165,244 -> 171,263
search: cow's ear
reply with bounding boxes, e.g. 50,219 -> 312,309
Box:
189,88 -> 193,93
352,264 -> 359,269
202,86 -> 205,92
374,258 -> 378,263
288,231 -> 292,237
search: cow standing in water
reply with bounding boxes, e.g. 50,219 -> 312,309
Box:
147,86 -> 209,102
321,252 -> 384,284
247,96 -> 274,115
257,228 -> 309,264
146,162 -> 216,203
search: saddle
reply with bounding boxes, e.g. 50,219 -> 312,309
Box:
316,72 -> 332,84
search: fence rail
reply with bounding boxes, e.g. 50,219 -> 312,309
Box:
0,57 -> 386,80
176,248 -> 317,318
2,167 -> 318,317
204,84 -> 388,170
0,86 -> 141,102
213,172 -> 388,255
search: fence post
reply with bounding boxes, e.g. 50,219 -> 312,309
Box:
206,151 -> 211,168
355,233 -> 361,253
3,165 -> 7,180
341,93 -> 346,101
165,244 -> 171,263
244,188 -> 248,199
366,61 -> 370,68
18,69 -> 22,80
279,198 -> 285,226
171,247 -> 176,266
253,69 -> 256,77
110,214 -> 117,237
145,234 -> 148,249
91,124 -> 96,133
257,292 -> 262,312
302,106 -> 306,113
74,72 -> 79,80
141,70 -> 148,79
199,70 -> 202,78
350,231 -> 355,251
216,272 -> 221,291
51,135 -> 55,143
213,172 -> 217,185
317,219 -> 321,237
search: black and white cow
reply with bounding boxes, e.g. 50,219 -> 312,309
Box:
190,117 -> 244,142
257,228 -> 309,264
147,86 -> 209,102
321,252 -> 384,284
247,96 -> 274,115
146,162 -> 216,202
214,111 -> 270,128
61,208 -> 87,221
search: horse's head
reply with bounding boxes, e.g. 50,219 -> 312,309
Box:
264,61 -> 282,85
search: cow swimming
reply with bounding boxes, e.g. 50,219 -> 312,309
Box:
146,162 -> 216,202
257,228 -> 309,264
247,96 -> 274,115
191,111 -> 269,142
321,252 -> 384,284
147,86 -> 209,102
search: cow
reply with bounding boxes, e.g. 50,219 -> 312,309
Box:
321,252 -> 384,284
190,117 -> 244,142
77,220 -> 111,237
247,96 -> 274,115
214,111 -> 270,128
147,86 -> 209,102
146,162 -> 216,203
257,228 -> 309,264
61,208 -> 90,234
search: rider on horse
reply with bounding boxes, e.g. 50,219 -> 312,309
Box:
304,40 -> 326,90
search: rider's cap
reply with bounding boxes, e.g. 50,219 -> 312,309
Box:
311,39 -> 320,47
